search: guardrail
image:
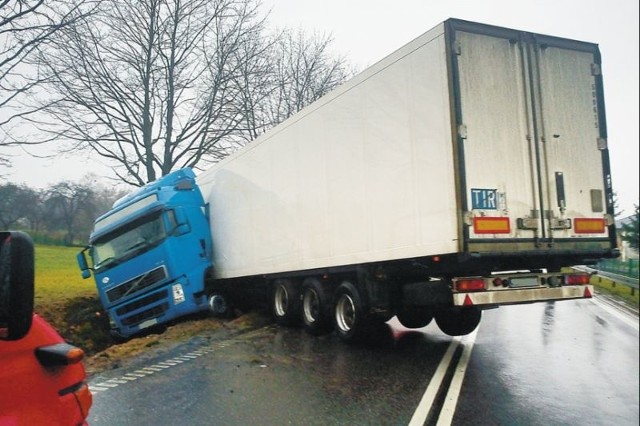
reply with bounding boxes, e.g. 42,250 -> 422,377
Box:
596,258 -> 639,279
577,260 -> 640,296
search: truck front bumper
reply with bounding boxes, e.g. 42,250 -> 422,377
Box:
452,285 -> 593,307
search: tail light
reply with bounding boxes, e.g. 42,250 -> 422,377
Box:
59,382 -> 93,420
565,274 -> 591,285
73,382 -> 93,418
455,278 -> 486,292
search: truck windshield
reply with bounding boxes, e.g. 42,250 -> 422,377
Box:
92,211 -> 168,270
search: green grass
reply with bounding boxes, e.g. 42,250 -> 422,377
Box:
34,244 -> 97,306
34,245 -> 110,354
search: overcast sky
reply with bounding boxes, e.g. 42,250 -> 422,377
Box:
5,0 -> 639,215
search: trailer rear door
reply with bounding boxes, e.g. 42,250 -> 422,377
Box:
446,20 -> 615,255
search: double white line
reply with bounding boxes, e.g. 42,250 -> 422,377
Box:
409,327 -> 479,426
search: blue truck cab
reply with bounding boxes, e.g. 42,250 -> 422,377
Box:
77,168 -> 214,338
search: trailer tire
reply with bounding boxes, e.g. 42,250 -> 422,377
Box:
397,309 -> 433,329
435,307 -> 481,336
301,278 -> 332,335
271,279 -> 300,326
333,281 -> 368,342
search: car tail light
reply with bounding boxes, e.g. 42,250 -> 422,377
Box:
74,382 -> 93,418
35,343 -> 85,367
565,273 -> 590,285
455,278 -> 486,292
59,382 -> 93,420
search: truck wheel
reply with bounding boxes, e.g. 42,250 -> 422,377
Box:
333,281 -> 368,342
435,307 -> 481,336
208,293 -> 230,317
397,309 -> 433,329
301,278 -> 332,335
272,279 -> 300,326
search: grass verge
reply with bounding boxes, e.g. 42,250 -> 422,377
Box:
590,275 -> 639,307
33,245 -> 112,355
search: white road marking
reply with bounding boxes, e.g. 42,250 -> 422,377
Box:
94,382 -> 119,388
150,364 -> 171,369
88,337 -> 247,394
144,366 -> 164,371
436,328 -> 479,426
409,326 -> 480,426
408,336 -> 461,426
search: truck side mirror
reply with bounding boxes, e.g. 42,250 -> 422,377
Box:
76,248 -> 92,279
0,231 -> 35,341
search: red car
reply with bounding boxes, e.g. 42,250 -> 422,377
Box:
0,231 -> 92,425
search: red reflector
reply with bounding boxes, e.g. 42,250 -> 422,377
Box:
574,218 -> 605,234
565,274 -> 590,285
456,279 -> 486,292
584,287 -> 593,298
463,295 -> 474,306
473,217 -> 510,234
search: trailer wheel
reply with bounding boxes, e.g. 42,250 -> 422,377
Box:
397,309 -> 433,329
435,307 -> 481,336
272,279 -> 300,326
301,278 -> 332,335
333,282 -> 368,342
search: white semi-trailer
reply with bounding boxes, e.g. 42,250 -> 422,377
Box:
80,19 -> 617,340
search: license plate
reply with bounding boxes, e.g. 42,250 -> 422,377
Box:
509,276 -> 538,288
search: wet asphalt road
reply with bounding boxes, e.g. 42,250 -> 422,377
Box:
87,295 -> 639,425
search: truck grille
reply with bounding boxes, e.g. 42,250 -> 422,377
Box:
106,266 -> 168,303
116,290 -> 167,316
121,303 -> 169,327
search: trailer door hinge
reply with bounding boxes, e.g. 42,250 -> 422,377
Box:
597,137 -> 607,150
454,40 -> 462,55
458,124 -> 467,139
591,63 -> 601,76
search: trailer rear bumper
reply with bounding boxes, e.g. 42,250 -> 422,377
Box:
452,285 -> 594,307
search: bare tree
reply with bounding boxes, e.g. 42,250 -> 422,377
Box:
0,183 -> 36,229
233,28 -> 354,142
45,181 -> 95,245
10,1 -> 353,187
30,0 -> 265,186
265,29 -> 353,127
0,0 -> 98,169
